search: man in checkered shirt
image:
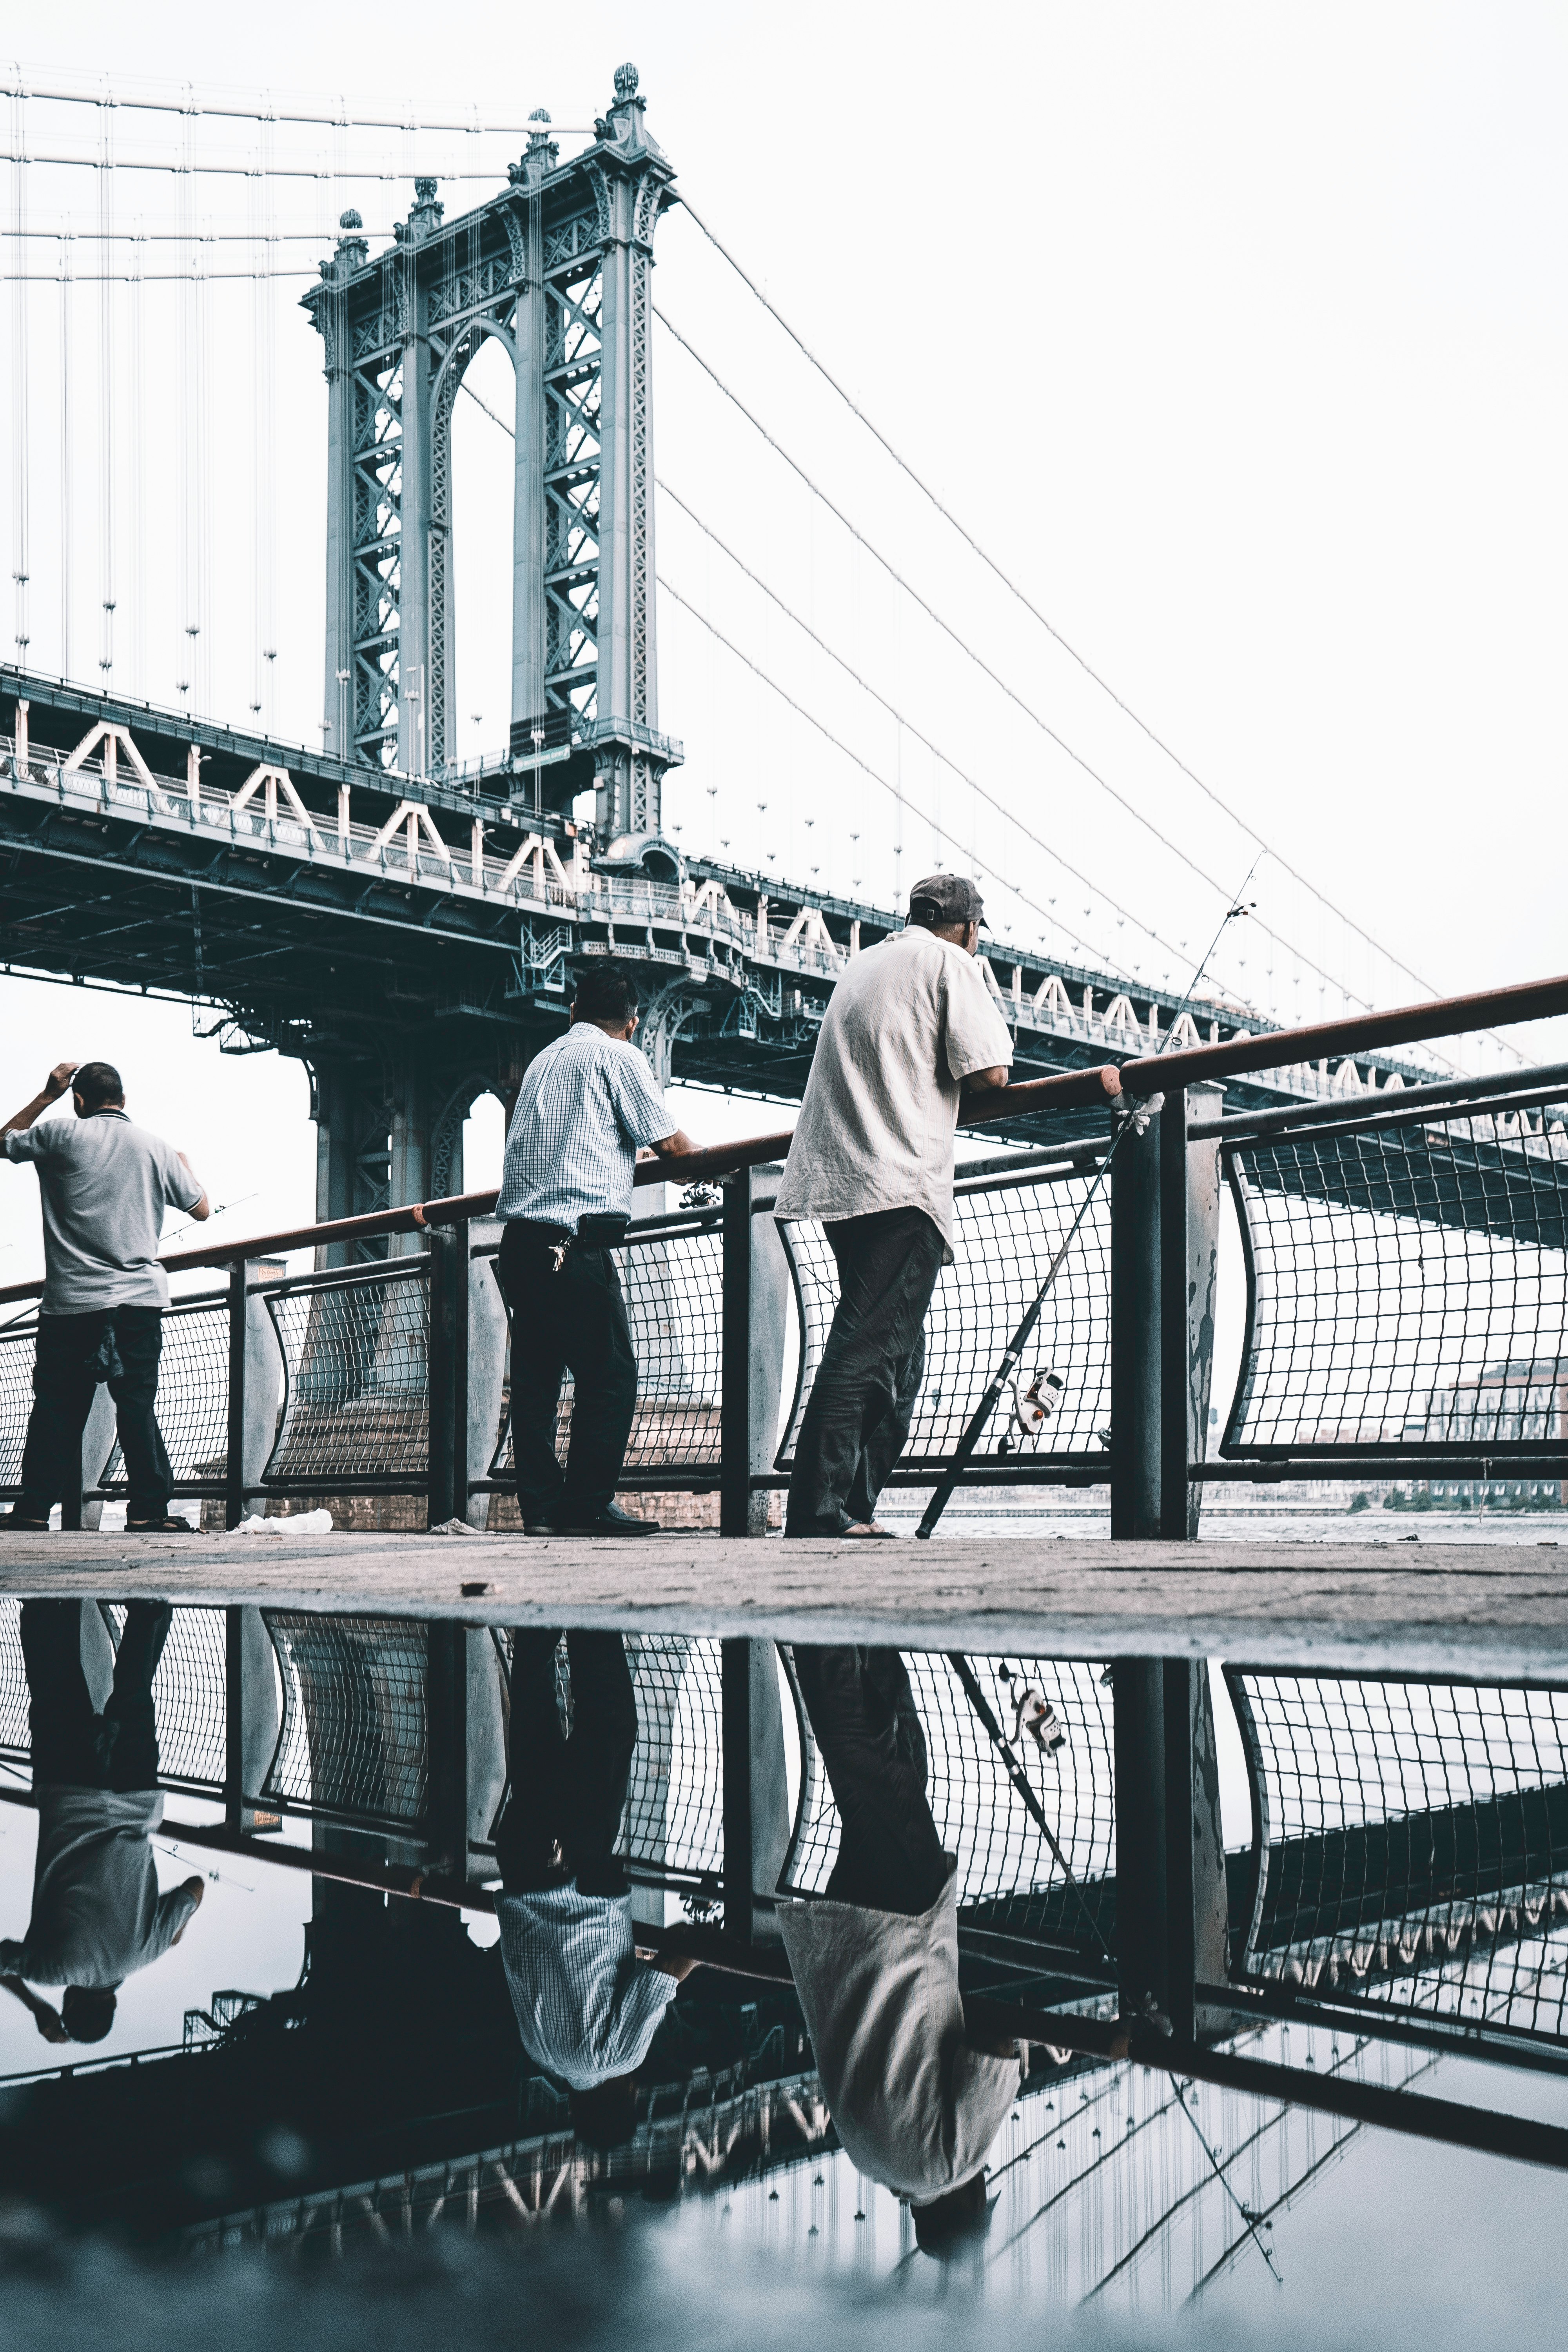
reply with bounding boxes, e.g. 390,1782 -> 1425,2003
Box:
496,1627 -> 695,2151
496,960 -> 700,1536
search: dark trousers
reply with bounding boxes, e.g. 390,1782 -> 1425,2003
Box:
21,1597 -> 171,1792
785,1207 -> 945,1536
498,1222 -> 639,1527
17,1307 -> 173,1523
793,1644 -> 949,1916
495,1628 -> 637,1896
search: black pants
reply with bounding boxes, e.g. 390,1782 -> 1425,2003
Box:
495,1628 -> 637,1895
793,1644 -> 949,1916
21,1597 -> 171,1792
498,1222 -> 639,1528
17,1307 -> 173,1523
785,1207 -> 946,1537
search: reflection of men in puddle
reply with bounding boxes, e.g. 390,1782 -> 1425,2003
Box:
496,1628 -> 694,2149
0,1601 -> 203,2044
777,1645 -> 1020,2254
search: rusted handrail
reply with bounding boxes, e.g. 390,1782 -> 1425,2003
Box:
0,966 -> 1562,1307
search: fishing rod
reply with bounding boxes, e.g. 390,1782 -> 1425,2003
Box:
915,860 -> 1260,1541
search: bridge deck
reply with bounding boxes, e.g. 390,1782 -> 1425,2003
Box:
1,1534 -> 1564,1679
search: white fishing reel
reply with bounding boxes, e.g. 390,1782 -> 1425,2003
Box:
1011,1366 -> 1065,1437
997,1661 -> 1067,1755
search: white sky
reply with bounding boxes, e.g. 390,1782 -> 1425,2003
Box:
0,2 -> 1564,1282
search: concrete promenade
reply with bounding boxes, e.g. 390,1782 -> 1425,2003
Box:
0,1532 -> 1564,1679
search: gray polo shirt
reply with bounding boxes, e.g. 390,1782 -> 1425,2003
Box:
3,1108 -> 204,1315
0,1786 -> 198,1989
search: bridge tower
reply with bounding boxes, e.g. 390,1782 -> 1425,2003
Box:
302,61 -> 680,1230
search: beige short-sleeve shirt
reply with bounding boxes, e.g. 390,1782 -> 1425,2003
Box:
772,927 -> 1014,1254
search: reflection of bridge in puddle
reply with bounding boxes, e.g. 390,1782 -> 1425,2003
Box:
188,2019 -> 1430,2312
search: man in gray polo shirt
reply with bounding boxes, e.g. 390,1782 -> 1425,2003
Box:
775,875 -> 1013,1537
0,1059 -> 209,1533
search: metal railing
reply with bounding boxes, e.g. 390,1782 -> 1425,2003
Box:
3,971 -> 1568,1522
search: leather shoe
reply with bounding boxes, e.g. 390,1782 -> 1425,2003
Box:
523,1521 -> 561,1537
563,1503 -> 661,1537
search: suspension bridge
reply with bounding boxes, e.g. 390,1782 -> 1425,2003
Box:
0,58 -> 1516,1226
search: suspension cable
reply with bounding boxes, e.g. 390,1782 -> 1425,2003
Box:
653,300 -> 1366,1011
675,193 -> 1456,1015
454,370 -> 1166,975
656,475 -> 1322,1000
659,572 -> 1196,982
0,75 -> 578,138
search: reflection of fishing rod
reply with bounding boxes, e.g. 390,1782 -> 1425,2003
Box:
916,861 -> 1259,1540
946,1651 -> 1113,1967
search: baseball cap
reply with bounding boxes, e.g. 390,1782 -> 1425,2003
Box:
907,873 -> 985,927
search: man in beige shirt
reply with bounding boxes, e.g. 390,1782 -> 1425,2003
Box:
774,875 -> 1013,1537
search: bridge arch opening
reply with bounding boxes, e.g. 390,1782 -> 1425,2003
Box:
448,332 -> 517,773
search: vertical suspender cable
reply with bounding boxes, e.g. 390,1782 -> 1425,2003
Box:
130,225 -> 144,693
260,113 -> 277,730
97,87 -> 114,679
177,87 -> 196,701
10,86 -> 30,662
248,160 -> 262,715
58,230 -> 71,682
195,229 -> 211,714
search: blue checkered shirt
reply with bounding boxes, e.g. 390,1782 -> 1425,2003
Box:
498,1884 -> 678,2089
496,1024 -> 673,1233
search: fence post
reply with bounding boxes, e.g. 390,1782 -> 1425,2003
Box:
465,1221 -> 508,1531
722,1637 -> 792,1945
225,1605 -> 281,1833
720,1165 -> 789,1537
1110,1103 -> 1162,1539
1113,1659 -> 1229,2041
426,1221 -> 466,1528
225,1261 -> 248,1530
425,1619 -> 468,1874
1158,1083 -> 1226,1539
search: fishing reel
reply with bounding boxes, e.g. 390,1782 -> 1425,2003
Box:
996,1367 -> 1065,1454
997,1661 -> 1067,1755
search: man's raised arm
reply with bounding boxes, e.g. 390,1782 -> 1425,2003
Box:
2,1062 -> 78,1139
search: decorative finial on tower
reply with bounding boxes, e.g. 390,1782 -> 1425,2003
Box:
394,178 -> 445,245
328,207 -> 368,274
613,63 -> 639,105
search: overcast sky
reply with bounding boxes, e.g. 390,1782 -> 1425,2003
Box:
1,3 -> 1563,1279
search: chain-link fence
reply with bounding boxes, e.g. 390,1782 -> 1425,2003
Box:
1222,1084 -> 1568,1461
777,1162 -> 1112,1477
262,1612 -> 430,1831
1226,1667 -> 1568,2051
482,1212 -> 726,1486
780,1649 -> 1116,1967
262,1263 -> 431,1490
99,1292 -> 230,1493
